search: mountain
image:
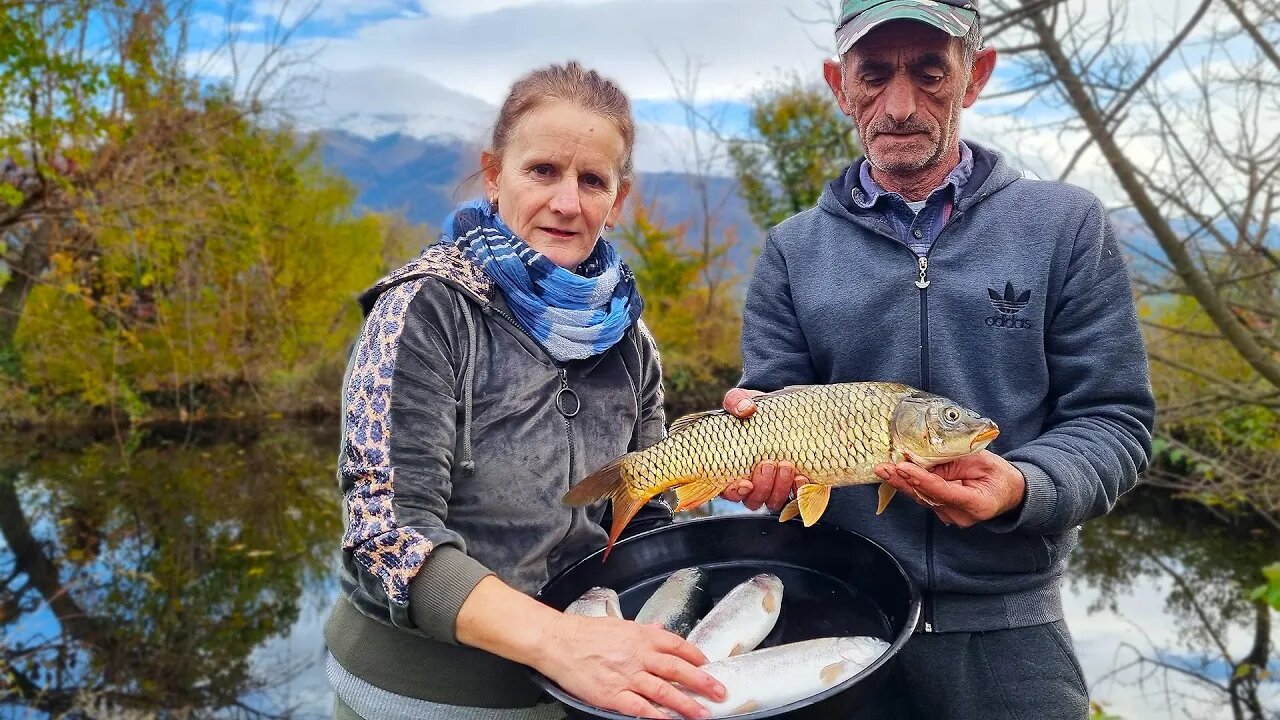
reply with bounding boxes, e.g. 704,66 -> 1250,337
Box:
313,130 -> 765,273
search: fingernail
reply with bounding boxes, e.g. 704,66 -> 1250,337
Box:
779,466 -> 793,480
896,469 -> 911,479
761,463 -> 776,480
734,399 -> 752,414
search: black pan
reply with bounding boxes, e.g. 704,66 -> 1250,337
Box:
532,515 -> 920,719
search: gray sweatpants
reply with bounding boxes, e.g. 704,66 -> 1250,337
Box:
855,621 -> 1090,720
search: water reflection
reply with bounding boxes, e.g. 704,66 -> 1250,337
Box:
0,423 -> 339,718
1,424 -> 1277,719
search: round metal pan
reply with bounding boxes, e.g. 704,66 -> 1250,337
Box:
532,515 -> 920,719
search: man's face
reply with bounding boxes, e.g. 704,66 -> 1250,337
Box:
828,20 -> 973,177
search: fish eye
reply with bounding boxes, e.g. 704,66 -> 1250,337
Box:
943,408 -> 960,422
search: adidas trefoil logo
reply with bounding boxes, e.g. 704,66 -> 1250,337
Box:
985,281 -> 1033,329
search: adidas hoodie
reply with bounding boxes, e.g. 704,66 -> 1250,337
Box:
739,141 -> 1155,633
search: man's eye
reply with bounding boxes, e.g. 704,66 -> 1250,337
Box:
862,76 -> 888,86
581,174 -> 605,188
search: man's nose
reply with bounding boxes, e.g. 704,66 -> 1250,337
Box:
883,76 -> 917,124
549,179 -> 581,216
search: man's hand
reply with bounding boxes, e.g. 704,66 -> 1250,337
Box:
717,388 -> 808,512
874,451 -> 1026,528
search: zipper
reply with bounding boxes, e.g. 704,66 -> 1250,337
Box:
489,304 -> 579,483
557,367 -> 579,482
917,251 -> 937,633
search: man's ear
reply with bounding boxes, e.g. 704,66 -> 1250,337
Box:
963,47 -> 998,108
823,58 -> 853,116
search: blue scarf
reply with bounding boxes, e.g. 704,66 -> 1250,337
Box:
441,200 -> 643,362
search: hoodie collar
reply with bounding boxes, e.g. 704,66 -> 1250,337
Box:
822,139 -> 1020,223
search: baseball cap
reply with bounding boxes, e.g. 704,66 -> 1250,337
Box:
835,0 -> 979,56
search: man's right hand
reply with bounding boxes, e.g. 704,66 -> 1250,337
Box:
718,388 -> 807,512
536,613 -> 724,719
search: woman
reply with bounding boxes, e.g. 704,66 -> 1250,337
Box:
324,62 -> 725,720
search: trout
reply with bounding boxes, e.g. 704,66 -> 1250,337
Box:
674,636 -> 891,718
564,587 -> 622,618
685,573 -> 783,662
635,567 -> 711,637
563,382 -> 998,558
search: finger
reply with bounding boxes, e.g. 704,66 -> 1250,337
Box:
745,461 -> 776,509
645,654 -> 726,703
636,672 -> 708,720
874,463 -> 895,481
723,388 -> 759,419
766,464 -> 794,512
611,689 -> 673,720
894,464 -> 976,512
718,480 -> 752,502
652,631 -> 709,667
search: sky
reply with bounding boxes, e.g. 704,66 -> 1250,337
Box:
180,0 -> 1256,204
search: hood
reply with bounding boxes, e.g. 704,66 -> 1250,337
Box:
357,243 -> 493,317
818,140 -> 1024,223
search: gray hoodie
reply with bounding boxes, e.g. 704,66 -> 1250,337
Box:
326,243 -> 670,707
740,142 -> 1155,633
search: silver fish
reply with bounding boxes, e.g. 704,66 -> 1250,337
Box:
685,574 -> 783,662
564,586 -> 621,618
635,567 -> 710,637
681,636 -> 890,718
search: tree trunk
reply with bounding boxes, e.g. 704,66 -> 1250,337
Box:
0,220 -> 53,349
1020,0 -> 1280,392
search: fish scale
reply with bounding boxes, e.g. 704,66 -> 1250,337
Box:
563,381 -> 999,559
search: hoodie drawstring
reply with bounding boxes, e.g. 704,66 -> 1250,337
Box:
459,301 -> 478,474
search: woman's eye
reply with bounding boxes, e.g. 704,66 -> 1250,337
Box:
532,164 -> 554,177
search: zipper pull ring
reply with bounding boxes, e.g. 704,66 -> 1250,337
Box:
556,369 -> 580,417
915,256 -> 930,290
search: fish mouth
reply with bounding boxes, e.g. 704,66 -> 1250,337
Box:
970,425 -> 1000,449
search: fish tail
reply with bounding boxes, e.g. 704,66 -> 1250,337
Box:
563,456 -> 629,507
603,491 -> 649,561
562,457 -> 650,562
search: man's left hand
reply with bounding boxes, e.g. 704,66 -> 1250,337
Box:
874,451 -> 1026,528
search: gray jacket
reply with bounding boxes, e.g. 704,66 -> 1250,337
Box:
326,243 -> 670,707
740,142 -> 1155,633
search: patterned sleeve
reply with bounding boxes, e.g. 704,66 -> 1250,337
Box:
339,280 -> 492,638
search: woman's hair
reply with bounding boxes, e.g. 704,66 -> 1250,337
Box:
487,61 -> 636,183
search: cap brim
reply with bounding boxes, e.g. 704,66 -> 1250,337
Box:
836,1 -> 976,56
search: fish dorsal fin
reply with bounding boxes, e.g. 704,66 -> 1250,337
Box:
752,385 -> 818,403
668,409 -> 723,435
668,385 -> 817,436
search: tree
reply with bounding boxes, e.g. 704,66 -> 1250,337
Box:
977,0 -> 1279,511
728,75 -> 860,232
617,199 -> 742,418
0,1 -> 414,425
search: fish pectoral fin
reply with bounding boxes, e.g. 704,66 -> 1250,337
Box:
796,483 -> 831,527
674,479 -> 724,512
876,483 -> 897,515
778,499 -> 801,523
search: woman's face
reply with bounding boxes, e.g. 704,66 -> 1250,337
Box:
484,101 -> 631,270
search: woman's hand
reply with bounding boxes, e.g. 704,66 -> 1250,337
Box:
534,613 -> 726,719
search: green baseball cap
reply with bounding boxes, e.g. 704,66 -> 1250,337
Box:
836,0 -> 979,56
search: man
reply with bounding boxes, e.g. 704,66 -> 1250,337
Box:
719,1 -> 1155,717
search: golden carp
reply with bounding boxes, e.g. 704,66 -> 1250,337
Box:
563,382 -> 998,558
